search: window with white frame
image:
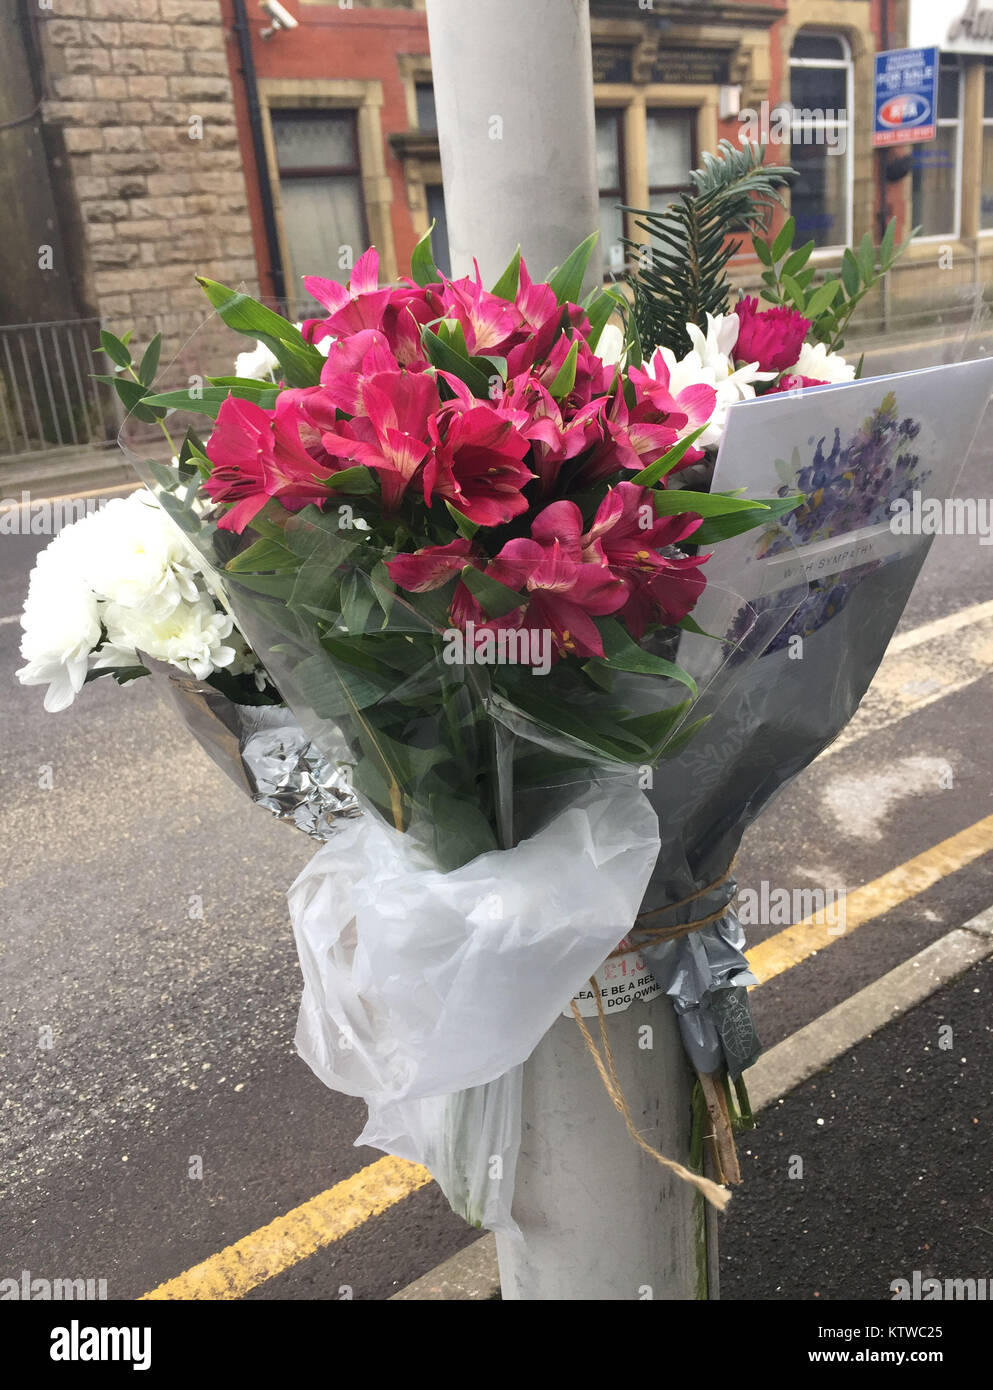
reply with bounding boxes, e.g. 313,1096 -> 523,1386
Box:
983,63 -> 993,233
911,58 -> 961,239
788,32 -> 853,249
596,108 -> 626,275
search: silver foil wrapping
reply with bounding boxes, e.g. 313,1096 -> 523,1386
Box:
141,658 -> 362,841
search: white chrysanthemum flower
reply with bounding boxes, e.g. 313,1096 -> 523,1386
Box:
16,512 -> 107,711
647,311 -> 776,447
235,339 -> 280,380
104,597 -> 236,681
792,340 -> 855,384
17,580 -> 102,712
79,491 -> 201,617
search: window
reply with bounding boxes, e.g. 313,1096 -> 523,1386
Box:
426,183 -> 451,278
789,33 -> 852,248
910,60 -> 961,239
596,109 -> 626,274
646,110 -> 694,214
983,64 -> 993,233
415,82 -> 437,132
270,110 -> 367,297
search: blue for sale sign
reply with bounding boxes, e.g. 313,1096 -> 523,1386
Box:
873,47 -> 938,147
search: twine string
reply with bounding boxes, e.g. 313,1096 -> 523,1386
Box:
572,859 -> 742,1211
570,977 -> 731,1213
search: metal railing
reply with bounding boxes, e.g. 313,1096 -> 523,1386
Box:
0,318 -> 116,459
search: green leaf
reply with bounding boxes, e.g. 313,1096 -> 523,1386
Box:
206,374 -> 284,390
780,273 -> 806,310
491,686 -> 651,762
879,217 -> 895,266
549,340 -> 579,399
410,220 -> 440,287
421,327 -> 493,398
490,246 -> 522,301
782,240 -> 814,278
459,564 -> 524,619
616,701 -> 695,758
142,385 -> 279,417
137,333 -> 162,388
752,235 -> 774,266
630,426 -> 707,487
690,494 -> 802,544
146,459 -> 181,491
854,352 -> 865,380
99,374 -> 165,424
547,231 -> 598,305
841,248 -> 860,297
100,329 -> 132,370
340,568 -> 379,635
444,501 -> 479,540
595,618 -> 697,694
226,537 -> 299,573
584,286 -> 625,351
323,466 -> 378,495
804,279 -> 841,321
678,614 -> 720,639
436,317 -> 470,357
771,215 -> 795,262
856,233 -> 875,283
624,305 -> 643,368
195,277 -> 325,387
652,488 -> 769,519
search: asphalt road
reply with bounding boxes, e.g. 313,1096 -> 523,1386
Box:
1,348 -> 992,1301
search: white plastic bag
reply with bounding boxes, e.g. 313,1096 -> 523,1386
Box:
288,780 -> 660,1231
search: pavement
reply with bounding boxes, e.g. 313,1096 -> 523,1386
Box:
1,327 -> 992,1303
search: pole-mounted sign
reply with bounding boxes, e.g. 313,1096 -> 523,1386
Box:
872,46 -> 939,147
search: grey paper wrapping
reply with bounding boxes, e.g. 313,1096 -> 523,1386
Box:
637,357 -> 993,1078
638,536 -> 929,1076
141,657 -> 362,840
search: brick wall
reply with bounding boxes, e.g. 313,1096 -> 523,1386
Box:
37,0 -> 258,383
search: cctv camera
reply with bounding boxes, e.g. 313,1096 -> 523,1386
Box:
259,0 -> 298,32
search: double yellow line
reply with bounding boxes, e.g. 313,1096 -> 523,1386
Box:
142,811 -> 993,1301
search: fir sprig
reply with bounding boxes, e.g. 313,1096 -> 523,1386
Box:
623,140 -> 795,357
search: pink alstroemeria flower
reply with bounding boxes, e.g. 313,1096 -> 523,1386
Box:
580,387 -> 686,483
583,481 -> 703,574
485,501 -> 627,660
303,248 -> 393,338
423,382 -> 534,526
501,372 -> 601,494
384,537 -> 474,591
302,251 -> 435,368
582,484 -> 708,639
384,537 -> 486,630
320,372 -> 440,512
204,395 -> 337,532
429,263 -> 523,354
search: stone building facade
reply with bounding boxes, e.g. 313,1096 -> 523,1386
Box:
4,0 -> 258,399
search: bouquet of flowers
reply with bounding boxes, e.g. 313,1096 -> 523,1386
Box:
23,142 -> 955,1233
